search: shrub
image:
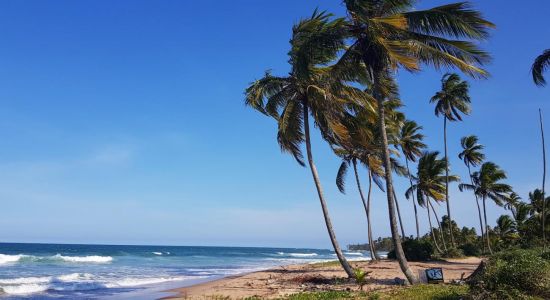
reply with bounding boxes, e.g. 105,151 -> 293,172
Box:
441,247 -> 464,258
468,249 -> 550,299
388,239 -> 434,261
459,242 -> 481,257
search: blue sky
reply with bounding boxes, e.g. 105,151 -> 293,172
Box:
0,1 -> 549,249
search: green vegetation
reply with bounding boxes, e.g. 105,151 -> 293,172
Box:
275,285 -> 468,300
468,249 -> 550,299
387,239 -> 433,261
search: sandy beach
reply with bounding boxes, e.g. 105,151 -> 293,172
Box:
164,257 -> 481,299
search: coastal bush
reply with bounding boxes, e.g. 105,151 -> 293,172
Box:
458,242 -> 481,257
441,247 -> 464,258
467,249 -> 550,299
388,239 -> 434,261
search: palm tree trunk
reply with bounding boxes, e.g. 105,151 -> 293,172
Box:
352,159 -> 377,261
443,116 -> 455,247
367,169 -> 379,261
468,164 -> 486,253
426,198 -> 443,253
393,189 -> 407,239
372,71 -> 418,284
539,109 -> 547,250
405,158 -> 420,239
429,201 -> 448,252
302,100 -> 354,278
482,197 -> 493,254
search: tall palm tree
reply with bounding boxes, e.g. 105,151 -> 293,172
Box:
340,0 -> 493,284
532,49 -> 550,86
245,11 -> 364,278
458,135 -> 486,251
430,73 -> 471,246
406,151 -> 459,253
459,162 -> 513,254
396,120 -> 427,239
335,146 -> 384,261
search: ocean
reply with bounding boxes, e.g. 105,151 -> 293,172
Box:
0,243 -> 381,299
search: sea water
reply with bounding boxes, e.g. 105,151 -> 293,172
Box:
0,243 -> 381,299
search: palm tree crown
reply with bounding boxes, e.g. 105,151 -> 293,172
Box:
532,49 -> 550,86
245,10 -> 367,166
406,151 -> 460,206
397,120 -> 427,162
459,162 -> 512,205
431,73 -> 471,121
459,135 -> 485,167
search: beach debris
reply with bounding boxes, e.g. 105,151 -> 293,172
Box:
393,277 -> 406,285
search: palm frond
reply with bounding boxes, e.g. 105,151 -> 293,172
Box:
532,49 -> 550,86
336,160 -> 349,193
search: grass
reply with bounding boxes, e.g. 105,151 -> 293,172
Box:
309,260 -> 344,268
274,284 -> 468,300
374,284 -> 469,300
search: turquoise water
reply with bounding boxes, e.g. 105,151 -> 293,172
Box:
0,243 -> 377,299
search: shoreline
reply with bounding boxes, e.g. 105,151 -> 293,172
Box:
162,257 -> 482,299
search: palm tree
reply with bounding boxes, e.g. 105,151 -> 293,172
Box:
528,189 -> 550,240
245,11 -> 364,278
532,49 -> 550,86
335,146 -> 383,261
340,1 -> 493,284
458,135 -> 486,251
494,215 -> 517,246
430,73 -> 472,246
513,202 -> 532,230
396,120 -> 427,239
505,192 -> 521,217
406,151 -> 459,253
459,162 -> 513,254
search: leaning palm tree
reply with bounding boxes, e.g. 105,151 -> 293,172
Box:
458,135 -> 486,251
459,162 -> 513,254
532,49 -> 550,86
396,120 -> 427,239
340,0 -> 494,284
431,73 -> 471,246
406,151 -> 459,253
335,144 -> 384,261
245,11 -> 365,278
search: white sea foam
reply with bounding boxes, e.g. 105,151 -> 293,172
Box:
0,254 -> 26,265
288,253 -> 317,257
152,252 -> 163,255
0,273 -> 198,295
53,254 -> 113,263
104,276 -> 187,288
55,273 -> 95,282
0,276 -> 51,285
345,252 -> 364,256
1,283 -> 49,295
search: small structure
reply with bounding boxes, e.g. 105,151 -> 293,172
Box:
425,268 -> 444,284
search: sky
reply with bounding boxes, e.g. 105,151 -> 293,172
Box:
0,0 -> 549,249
